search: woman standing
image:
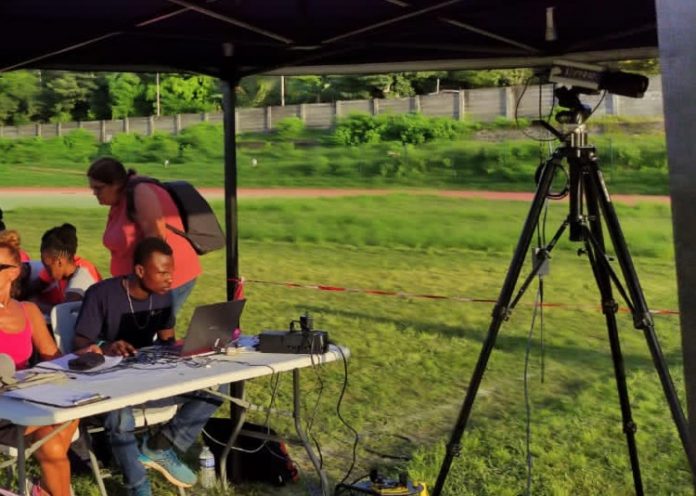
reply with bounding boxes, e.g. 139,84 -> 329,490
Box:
0,241 -> 78,496
86,157 -> 201,315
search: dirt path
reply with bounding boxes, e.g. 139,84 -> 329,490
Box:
0,187 -> 670,208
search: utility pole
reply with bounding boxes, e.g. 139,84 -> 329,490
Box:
155,72 -> 161,116
280,75 -> 285,106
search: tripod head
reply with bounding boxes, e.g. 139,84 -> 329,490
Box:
531,87 -> 603,242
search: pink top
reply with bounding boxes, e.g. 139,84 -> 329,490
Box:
19,250 -> 30,263
103,181 -> 201,288
0,304 -> 33,370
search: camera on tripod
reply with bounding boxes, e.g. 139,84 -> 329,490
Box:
548,60 -> 649,126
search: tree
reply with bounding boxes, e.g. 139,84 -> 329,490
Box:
39,71 -> 97,122
0,70 -> 41,125
236,76 -> 279,106
156,74 -> 221,114
106,73 -> 143,118
444,68 -> 532,88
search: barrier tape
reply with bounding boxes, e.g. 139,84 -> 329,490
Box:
239,278 -> 680,316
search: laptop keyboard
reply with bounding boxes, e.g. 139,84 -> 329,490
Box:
121,346 -> 181,365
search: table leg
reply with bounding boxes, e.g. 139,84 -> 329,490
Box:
16,428 -> 25,496
220,380 -> 246,490
293,369 -> 329,496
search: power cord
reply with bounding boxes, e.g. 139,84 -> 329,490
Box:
523,200 -> 550,495
515,74 -> 558,143
202,369 -> 281,455
333,343 -> 361,488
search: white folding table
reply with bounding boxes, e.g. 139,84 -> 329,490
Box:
0,345 -> 348,495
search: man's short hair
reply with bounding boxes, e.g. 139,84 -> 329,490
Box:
133,237 -> 173,266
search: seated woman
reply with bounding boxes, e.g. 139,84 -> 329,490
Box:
0,229 -> 31,263
36,224 -> 101,312
0,241 -> 78,496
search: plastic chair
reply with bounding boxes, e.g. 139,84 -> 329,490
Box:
50,302 -> 180,496
50,301 -> 82,354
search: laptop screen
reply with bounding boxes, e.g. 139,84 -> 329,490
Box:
180,299 -> 246,356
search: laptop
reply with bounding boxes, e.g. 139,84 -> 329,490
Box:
139,299 -> 246,358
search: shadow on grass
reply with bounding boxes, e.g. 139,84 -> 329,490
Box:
303,304 -> 683,372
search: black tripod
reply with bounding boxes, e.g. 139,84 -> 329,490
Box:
432,103 -> 696,495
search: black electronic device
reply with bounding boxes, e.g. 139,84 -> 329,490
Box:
68,352 -> 106,371
335,470 -> 428,495
258,313 -> 329,354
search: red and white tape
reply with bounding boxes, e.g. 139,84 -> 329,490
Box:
240,278 -> 679,316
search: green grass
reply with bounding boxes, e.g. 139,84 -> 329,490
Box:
0,195 -> 688,495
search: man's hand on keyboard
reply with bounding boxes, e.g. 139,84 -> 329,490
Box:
103,340 -> 137,357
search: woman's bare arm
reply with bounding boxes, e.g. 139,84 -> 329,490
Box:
25,302 -> 60,360
133,183 -> 167,239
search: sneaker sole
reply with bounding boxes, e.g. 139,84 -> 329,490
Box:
140,458 -> 195,488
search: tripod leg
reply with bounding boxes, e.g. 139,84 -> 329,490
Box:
586,162 -> 696,478
432,154 -> 563,496
582,174 -> 644,495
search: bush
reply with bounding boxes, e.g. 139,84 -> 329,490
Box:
106,132 -> 145,162
333,113 -> 384,146
0,137 -> 46,163
333,112 -> 468,146
140,132 -> 180,163
177,122 -> 224,161
57,129 -> 99,163
105,132 -> 179,163
274,117 -> 305,139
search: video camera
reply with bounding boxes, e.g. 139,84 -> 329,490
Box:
547,60 -> 649,126
548,60 -> 649,98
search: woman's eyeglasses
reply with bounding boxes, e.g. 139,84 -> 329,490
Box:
0,264 -> 18,272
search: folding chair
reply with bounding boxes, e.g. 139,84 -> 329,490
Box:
50,302 -> 180,496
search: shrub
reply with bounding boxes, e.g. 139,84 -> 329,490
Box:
58,129 -> 99,162
177,122 -> 224,161
334,112 -> 468,146
333,113 -> 384,146
106,132 -> 145,162
139,132 -> 180,163
0,137 -> 46,163
274,117 -> 305,139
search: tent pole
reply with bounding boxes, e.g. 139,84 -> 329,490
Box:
656,0 -> 696,484
222,77 -> 240,301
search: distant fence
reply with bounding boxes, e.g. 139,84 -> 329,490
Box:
0,76 -> 663,143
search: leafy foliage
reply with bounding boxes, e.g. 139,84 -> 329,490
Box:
0,70 -> 41,125
0,119 -> 669,194
274,117 -> 305,139
333,112 -> 469,145
157,74 -> 221,114
0,68 -> 560,125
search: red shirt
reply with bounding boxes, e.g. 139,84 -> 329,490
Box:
103,181 -> 201,288
38,256 -> 102,305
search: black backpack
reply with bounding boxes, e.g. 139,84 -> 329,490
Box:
126,177 -> 225,255
203,418 -> 299,486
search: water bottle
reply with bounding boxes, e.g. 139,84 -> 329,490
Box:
199,445 -> 216,489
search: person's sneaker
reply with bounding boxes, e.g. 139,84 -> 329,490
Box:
129,481 -> 153,496
140,438 -> 197,488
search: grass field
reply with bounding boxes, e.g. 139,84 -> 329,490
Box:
0,195 -> 689,495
